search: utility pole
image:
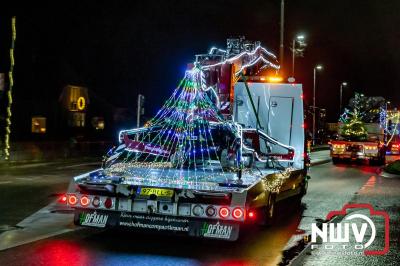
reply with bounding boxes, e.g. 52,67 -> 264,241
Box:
313,65 -> 323,146
291,35 -> 305,77
279,0 -> 285,70
339,82 -> 347,115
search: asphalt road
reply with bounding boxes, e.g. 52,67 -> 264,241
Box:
0,159 -> 398,265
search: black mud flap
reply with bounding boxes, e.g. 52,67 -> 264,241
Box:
74,209 -> 240,241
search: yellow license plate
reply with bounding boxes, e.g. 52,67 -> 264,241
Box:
139,187 -> 174,197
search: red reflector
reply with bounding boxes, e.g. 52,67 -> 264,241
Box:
80,196 -> 90,207
232,208 -> 244,219
104,197 -> 113,209
68,194 -> 78,205
219,207 -> 230,218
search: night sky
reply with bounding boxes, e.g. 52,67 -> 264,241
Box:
1,0 -> 400,130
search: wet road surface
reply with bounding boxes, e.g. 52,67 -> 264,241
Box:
1,160 -> 396,265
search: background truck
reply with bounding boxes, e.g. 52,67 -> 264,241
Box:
330,123 -> 385,164
65,37 -> 308,241
330,93 -> 398,165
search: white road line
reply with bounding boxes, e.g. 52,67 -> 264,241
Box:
0,181 -> 12,184
57,162 -> 100,170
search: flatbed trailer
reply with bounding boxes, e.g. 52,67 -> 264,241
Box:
69,161 -> 306,240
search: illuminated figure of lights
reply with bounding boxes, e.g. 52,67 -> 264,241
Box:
4,17 -> 16,160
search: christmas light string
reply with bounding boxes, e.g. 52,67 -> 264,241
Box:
106,68 -> 229,181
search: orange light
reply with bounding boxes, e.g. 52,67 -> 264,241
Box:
80,196 -> 90,206
68,194 -> 78,205
219,207 -> 230,218
232,208 -> 244,219
260,77 -> 266,81
267,76 -> 283,83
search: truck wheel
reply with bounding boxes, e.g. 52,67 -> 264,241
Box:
263,193 -> 277,226
332,158 -> 341,165
370,157 -> 385,166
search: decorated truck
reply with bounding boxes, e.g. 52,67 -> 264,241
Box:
330,122 -> 386,164
330,93 -> 399,165
65,37 -> 308,241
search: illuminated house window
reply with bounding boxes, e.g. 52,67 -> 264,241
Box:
91,117 -> 105,130
69,112 -> 86,127
59,85 -> 89,112
59,85 -> 89,128
32,117 -> 46,133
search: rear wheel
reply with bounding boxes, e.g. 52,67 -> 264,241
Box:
370,157 -> 385,166
263,193 -> 277,226
332,157 -> 341,165
293,179 -> 308,206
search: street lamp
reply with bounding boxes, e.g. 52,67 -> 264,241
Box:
339,82 -> 348,115
312,64 -> 323,146
292,34 -> 306,77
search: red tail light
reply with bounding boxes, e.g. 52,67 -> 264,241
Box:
104,197 -> 113,209
68,194 -> 78,205
219,207 -> 230,218
80,196 -> 90,207
232,208 -> 244,219
58,195 -> 67,204
248,211 -> 256,219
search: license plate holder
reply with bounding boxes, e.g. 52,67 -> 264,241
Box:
138,187 -> 174,198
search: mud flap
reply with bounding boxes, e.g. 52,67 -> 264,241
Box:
74,209 -> 240,241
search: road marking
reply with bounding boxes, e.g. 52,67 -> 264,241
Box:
15,177 -> 33,181
0,181 -> 12,185
57,162 -> 100,170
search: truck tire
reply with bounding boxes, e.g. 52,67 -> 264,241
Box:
293,179 -> 308,207
263,193 -> 277,226
370,157 -> 385,166
332,157 -> 341,165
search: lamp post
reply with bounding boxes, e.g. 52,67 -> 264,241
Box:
339,82 -> 348,115
312,64 -> 323,146
292,34 -> 305,77
279,0 -> 285,70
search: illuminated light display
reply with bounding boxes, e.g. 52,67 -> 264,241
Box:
77,97 -> 86,110
102,43 -> 295,192
105,67 -> 231,180
340,110 -> 368,141
4,16 -> 16,160
201,45 -> 280,75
